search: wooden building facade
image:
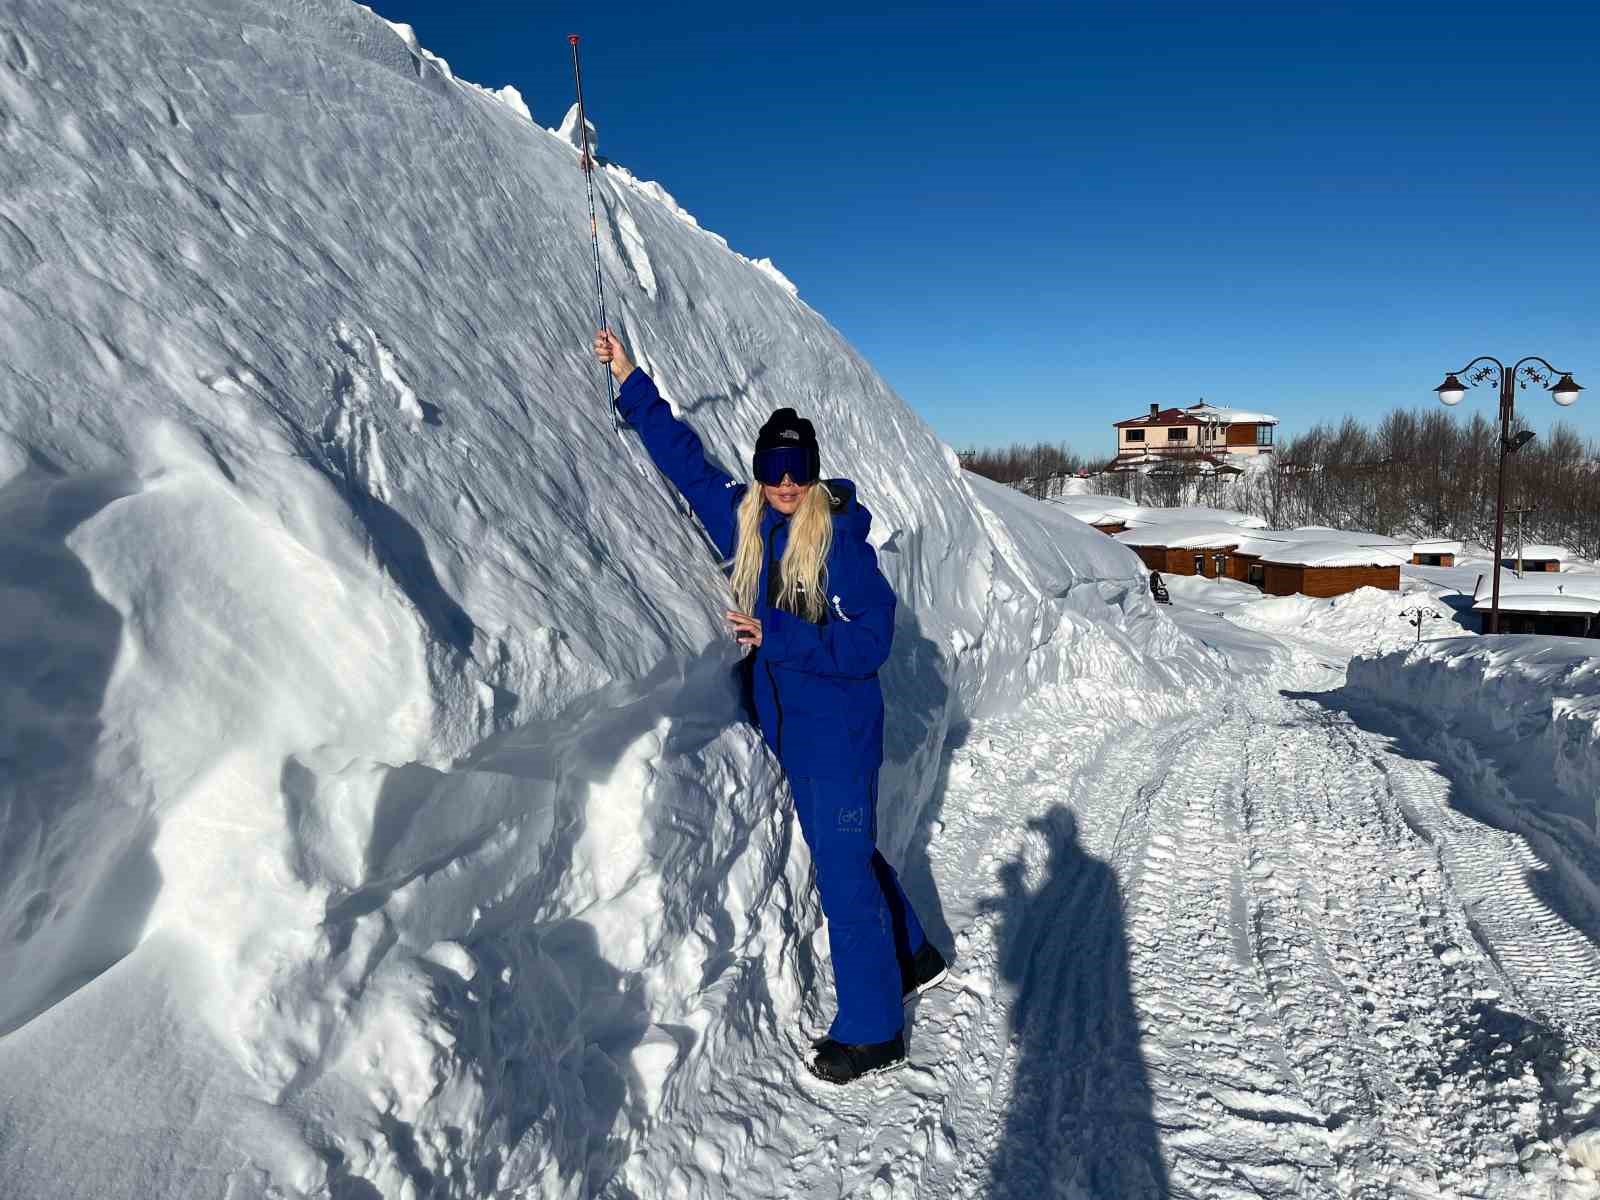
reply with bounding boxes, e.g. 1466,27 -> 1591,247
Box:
1130,543 -> 1242,579
1262,562 -> 1401,598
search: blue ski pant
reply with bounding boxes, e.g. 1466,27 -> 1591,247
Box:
790,773 -> 928,1045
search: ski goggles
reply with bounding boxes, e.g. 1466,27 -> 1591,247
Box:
752,445 -> 820,486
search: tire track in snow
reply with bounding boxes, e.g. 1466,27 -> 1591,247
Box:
1237,695 -> 1490,1195
915,706 -> 1162,1200
1110,710 -> 1338,1200
939,707 -> 1334,1200
955,684 -> 1600,1199
1357,712 -> 1600,1046
1235,692 -> 1600,1196
610,672 -> 1600,1200
1328,702 -> 1600,1176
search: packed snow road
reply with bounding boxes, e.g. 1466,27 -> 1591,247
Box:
614,646 -> 1600,1200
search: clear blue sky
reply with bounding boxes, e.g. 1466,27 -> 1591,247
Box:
371,0 -> 1600,458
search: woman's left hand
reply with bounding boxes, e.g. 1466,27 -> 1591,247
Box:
726,609 -> 762,648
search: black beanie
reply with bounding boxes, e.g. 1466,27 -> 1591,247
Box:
753,408 -> 820,477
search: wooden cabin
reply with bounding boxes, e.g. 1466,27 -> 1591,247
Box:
1500,544 -> 1566,573
1475,594 -> 1600,637
1258,542 -> 1402,598
1411,539 -> 1461,568
1115,522 -> 1247,580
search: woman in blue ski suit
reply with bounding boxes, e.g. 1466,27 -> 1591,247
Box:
593,330 -> 947,1084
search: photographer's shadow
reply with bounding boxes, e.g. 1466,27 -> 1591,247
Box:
983,806 -> 1168,1198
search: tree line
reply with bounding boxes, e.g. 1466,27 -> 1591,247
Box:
959,443 -> 1090,492
960,408 -> 1600,559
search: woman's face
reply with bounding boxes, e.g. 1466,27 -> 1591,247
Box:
762,476 -> 812,515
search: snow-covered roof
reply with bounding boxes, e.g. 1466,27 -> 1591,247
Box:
1185,403 -> 1279,425
1411,539 -> 1463,555
1119,505 -> 1267,530
1205,527 -> 1410,565
1492,574 -> 1600,602
1259,541 -> 1407,568
1286,526 -> 1407,547
1473,593 -> 1600,615
1115,521 -> 1249,550
1505,544 -> 1567,561
1050,495 -> 1143,525
1230,531 -> 1291,558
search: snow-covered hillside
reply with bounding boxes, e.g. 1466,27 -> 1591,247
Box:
0,3 -> 1222,1197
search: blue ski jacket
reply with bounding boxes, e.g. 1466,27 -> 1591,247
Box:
616,369 -> 895,779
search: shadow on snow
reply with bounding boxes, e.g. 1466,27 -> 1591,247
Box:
982,806 -> 1169,1198
0,468 -> 161,1039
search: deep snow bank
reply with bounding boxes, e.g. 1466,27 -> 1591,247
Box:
1230,584 -> 1474,658
0,2 -> 1222,1196
1347,638 -> 1600,830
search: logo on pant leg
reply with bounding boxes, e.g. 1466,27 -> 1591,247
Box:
837,806 -> 866,831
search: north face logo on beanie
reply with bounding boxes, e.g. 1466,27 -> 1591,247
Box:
755,408 -> 818,454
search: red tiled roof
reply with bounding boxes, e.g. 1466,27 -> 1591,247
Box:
1114,409 -> 1204,428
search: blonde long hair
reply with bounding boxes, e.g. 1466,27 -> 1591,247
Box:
729,481 -> 834,624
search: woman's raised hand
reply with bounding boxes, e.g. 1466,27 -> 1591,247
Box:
593,329 -> 635,383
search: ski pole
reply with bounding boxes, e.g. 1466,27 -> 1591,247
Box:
566,36 -> 728,570
568,34 -> 619,432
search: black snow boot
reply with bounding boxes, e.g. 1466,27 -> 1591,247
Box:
808,1033 -> 907,1085
901,941 -> 949,1002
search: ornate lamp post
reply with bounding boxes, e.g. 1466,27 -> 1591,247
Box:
1434,358 -> 1583,634
1399,605 -> 1442,645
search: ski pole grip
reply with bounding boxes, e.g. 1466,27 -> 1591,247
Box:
568,34 -> 580,45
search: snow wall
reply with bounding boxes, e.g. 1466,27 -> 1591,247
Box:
0,1 -> 1224,1196
1347,638 -> 1600,832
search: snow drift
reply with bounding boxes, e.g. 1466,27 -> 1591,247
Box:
1347,637 -> 1600,832
0,1 -> 1223,1196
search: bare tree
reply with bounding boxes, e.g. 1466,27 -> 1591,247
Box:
1229,408 -> 1600,557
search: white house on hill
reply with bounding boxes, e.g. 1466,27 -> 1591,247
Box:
1112,402 -> 1278,471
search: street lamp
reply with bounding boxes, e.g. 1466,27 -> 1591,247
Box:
1433,357 -> 1584,634
1399,605 -> 1442,645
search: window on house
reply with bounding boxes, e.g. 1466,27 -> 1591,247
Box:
1256,425 -> 1274,447
1125,429 -> 1145,443
1248,563 -> 1264,586
1193,554 -> 1205,575
1213,553 -> 1228,575
1167,428 -> 1189,442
